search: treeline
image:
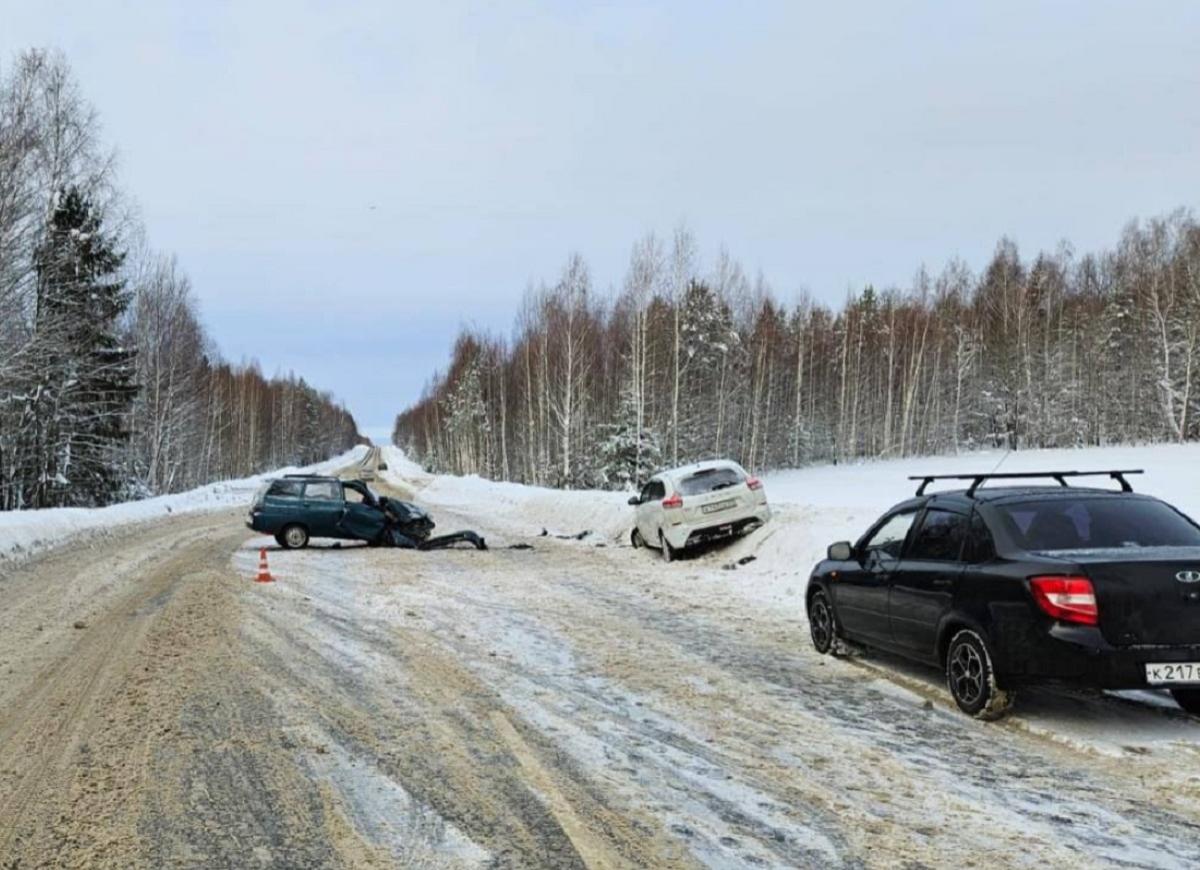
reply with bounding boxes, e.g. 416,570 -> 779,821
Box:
0,50 -> 359,509
394,214 -> 1200,489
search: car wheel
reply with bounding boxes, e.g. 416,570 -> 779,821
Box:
280,524 -> 309,550
945,629 -> 1014,720
631,528 -> 645,549
658,530 -> 674,563
274,533 -> 286,548
1171,689 -> 1200,716
809,590 -> 837,655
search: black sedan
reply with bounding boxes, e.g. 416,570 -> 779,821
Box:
806,470 -> 1200,719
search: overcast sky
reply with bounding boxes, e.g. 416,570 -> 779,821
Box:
4,2 -> 1199,440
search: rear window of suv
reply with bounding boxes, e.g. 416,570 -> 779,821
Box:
677,467 -> 742,495
996,498 -> 1200,551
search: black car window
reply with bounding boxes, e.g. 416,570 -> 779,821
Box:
646,480 -> 666,501
963,511 -> 996,564
303,481 -> 340,501
862,510 -> 917,559
907,509 -> 968,562
267,479 -> 303,497
996,497 -> 1200,551
678,467 -> 742,495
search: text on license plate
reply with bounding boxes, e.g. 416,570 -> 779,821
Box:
702,499 -> 737,514
1145,662 -> 1200,685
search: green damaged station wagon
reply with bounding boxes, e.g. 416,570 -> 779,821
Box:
247,475 -> 432,548
247,474 -> 487,551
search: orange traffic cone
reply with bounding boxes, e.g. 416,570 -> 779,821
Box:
255,547 -> 275,583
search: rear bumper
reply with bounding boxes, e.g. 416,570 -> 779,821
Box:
664,505 -> 771,550
996,621 -> 1200,689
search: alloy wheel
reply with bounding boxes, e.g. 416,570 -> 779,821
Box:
810,595 -> 834,652
949,641 -> 984,706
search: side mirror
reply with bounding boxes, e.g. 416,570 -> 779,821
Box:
627,495 -> 641,506
827,541 -> 853,561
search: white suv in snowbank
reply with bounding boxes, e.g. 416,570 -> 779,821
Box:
628,460 -> 771,561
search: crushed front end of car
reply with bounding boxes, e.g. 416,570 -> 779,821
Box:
377,497 -> 487,551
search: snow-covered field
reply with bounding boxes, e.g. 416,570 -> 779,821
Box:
383,442 -> 1200,615
0,446 -> 368,565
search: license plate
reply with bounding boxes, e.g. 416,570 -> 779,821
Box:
1145,662 -> 1200,685
702,499 -> 736,515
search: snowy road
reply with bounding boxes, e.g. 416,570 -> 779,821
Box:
2,469 -> 1200,867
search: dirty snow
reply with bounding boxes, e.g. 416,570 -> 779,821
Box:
380,443 -> 1200,759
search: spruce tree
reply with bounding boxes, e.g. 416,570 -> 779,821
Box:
26,187 -> 137,506
597,385 -> 662,489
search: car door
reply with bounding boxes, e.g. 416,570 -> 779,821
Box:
337,481 -> 386,542
889,506 -> 969,658
636,479 -> 665,543
834,509 -> 918,643
301,480 -> 344,538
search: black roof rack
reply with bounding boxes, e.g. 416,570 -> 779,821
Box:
283,473 -> 336,479
909,469 -> 1144,497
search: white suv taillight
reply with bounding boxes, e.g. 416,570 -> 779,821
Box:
1029,575 -> 1098,626
746,476 -> 763,491
662,493 -> 683,509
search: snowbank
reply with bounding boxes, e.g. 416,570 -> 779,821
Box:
0,446 -> 369,565
381,443 -> 1200,613
379,447 -> 631,542
760,443 -> 1200,514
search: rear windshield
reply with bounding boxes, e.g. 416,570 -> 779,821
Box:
677,467 -> 743,496
251,481 -> 270,506
995,498 -> 1200,551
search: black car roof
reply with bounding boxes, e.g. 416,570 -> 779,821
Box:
281,474 -> 340,480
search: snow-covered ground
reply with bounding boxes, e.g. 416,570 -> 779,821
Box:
380,443 -> 1200,758
210,442 -> 1200,866
384,443 -> 1200,616
382,448 -> 632,540
0,446 -> 369,565
9,442 -> 1199,864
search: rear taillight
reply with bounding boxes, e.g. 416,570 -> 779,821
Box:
1029,575 -> 1098,626
746,476 -> 763,491
662,493 -> 683,509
